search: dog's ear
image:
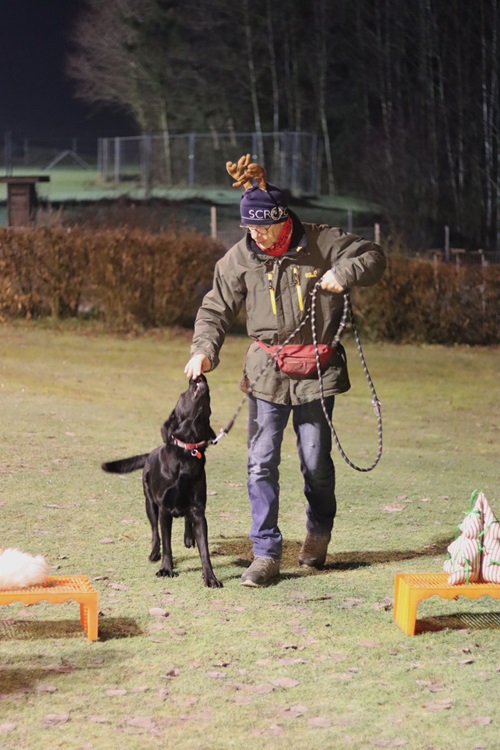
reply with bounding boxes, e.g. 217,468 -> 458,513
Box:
161,411 -> 178,443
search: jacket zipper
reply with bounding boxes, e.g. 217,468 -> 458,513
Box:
267,260 -> 304,316
267,272 -> 277,315
293,266 -> 304,311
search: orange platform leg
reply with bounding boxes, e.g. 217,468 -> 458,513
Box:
393,573 -> 500,635
0,575 -> 99,641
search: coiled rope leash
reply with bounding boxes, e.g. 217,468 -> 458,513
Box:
211,282 -> 383,473
310,281 -> 383,472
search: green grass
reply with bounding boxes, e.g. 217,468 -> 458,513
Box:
0,166 -> 378,214
0,322 -> 499,749
0,166 -> 378,243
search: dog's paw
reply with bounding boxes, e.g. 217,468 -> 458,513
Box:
156,568 -> 177,578
184,535 -> 195,549
149,550 -> 161,562
205,576 -> 223,588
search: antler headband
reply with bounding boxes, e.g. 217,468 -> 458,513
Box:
226,153 -> 267,191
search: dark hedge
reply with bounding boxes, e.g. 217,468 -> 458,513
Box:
0,226 -> 225,330
1,229 -> 498,344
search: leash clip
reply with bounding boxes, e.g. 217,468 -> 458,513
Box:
211,428 -> 228,446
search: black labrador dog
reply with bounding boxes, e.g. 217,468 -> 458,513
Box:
102,375 -> 222,588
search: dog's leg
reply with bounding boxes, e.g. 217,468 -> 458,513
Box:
156,508 -> 175,578
184,517 -> 195,549
144,480 -> 161,562
190,507 -> 222,588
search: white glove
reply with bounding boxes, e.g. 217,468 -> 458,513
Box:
320,269 -> 344,293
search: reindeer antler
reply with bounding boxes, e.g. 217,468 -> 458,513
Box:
226,154 -> 251,187
226,154 -> 267,190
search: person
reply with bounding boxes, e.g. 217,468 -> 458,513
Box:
184,156 -> 386,587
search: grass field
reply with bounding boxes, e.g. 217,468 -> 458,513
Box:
0,165 -> 379,208
0,322 -> 499,749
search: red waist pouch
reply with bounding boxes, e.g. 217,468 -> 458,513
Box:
256,341 -> 334,378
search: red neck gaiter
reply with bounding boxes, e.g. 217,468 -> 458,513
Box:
256,217 -> 293,256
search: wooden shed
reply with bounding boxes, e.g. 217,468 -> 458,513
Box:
0,175 -> 50,227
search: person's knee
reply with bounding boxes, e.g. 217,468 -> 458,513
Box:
301,449 -> 334,479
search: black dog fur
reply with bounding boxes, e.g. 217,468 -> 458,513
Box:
102,375 -> 222,588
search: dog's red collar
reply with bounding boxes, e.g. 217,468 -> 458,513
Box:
171,436 -> 207,459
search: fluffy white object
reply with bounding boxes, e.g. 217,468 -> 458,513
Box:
0,548 -> 49,590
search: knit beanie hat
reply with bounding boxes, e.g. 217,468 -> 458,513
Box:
240,183 -> 289,226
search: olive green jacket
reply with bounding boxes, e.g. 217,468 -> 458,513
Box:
191,214 -> 386,405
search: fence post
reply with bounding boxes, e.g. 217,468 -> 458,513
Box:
143,132 -> 152,198
211,206 -> 217,239
310,132 -> 318,194
97,138 -> 102,178
252,133 -> 258,161
4,131 -> 12,174
444,225 -> 450,262
101,138 -> 109,182
291,131 -> 300,192
374,222 -> 380,244
227,118 -> 237,147
188,133 -> 195,188
347,208 -> 353,233
114,137 -> 120,183
281,131 -> 289,185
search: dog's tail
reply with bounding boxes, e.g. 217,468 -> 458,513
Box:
101,454 -> 149,474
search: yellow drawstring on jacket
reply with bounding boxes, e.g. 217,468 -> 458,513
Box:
267,272 -> 277,314
293,267 -> 304,311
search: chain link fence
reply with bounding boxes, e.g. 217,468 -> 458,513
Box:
2,130 -> 319,193
97,131 -> 319,194
2,130 -> 500,263
2,132 -> 99,171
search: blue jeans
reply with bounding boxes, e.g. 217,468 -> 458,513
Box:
247,395 -> 336,560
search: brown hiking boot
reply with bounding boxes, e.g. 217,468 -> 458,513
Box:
240,557 -> 280,587
298,532 -> 331,568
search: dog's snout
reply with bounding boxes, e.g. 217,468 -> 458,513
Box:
191,375 -> 207,392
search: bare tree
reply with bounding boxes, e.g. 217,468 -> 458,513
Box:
65,0 -> 500,251
242,0 -> 264,160
265,0 -> 280,172
479,0 -> 499,248
66,0 -> 152,131
311,0 -> 336,194
67,0 -> 204,184
283,9 -> 303,133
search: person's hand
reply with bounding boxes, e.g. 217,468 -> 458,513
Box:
320,269 -> 344,294
184,353 -> 211,379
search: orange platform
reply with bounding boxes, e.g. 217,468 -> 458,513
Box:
0,575 -> 99,640
393,572 -> 500,635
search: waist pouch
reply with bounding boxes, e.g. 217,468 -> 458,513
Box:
256,341 -> 334,378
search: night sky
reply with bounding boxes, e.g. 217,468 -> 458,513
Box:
0,0 -> 136,139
